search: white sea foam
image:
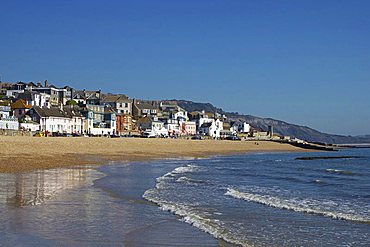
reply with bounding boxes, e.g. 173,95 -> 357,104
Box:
171,164 -> 199,174
143,190 -> 253,247
325,169 -> 355,175
143,163 -> 254,247
314,179 -> 325,184
176,176 -> 206,185
225,188 -> 370,223
153,164 -> 200,189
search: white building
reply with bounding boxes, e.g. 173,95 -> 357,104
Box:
28,106 -> 85,135
137,116 -> 168,137
17,91 -> 51,107
199,119 -> 223,138
32,85 -> 68,106
20,118 -> 40,131
231,122 -> 251,134
165,118 -> 180,136
171,109 -> 188,122
6,89 -> 24,98
152,120 -> 168,137
0,106 -> 19,130
198,117 -> 214,130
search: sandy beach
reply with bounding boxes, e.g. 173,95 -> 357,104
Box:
0,136 -> 305,173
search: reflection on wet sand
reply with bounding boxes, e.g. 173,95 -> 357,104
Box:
0,163 -> 223,246
0,167 -> 97,207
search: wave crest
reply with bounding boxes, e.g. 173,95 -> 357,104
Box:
225,188 -> 370,223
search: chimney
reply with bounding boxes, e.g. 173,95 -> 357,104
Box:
37,81 -> 41,87
44,80 -> 48,87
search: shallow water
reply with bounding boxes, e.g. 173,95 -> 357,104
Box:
1,149 -> 369,246
144,149 -> 370,247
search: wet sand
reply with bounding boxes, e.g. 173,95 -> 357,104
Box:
0,136 -> 305,173
0,161 -> 237,246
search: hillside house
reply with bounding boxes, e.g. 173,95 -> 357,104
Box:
72,90 -> 102,106
132,101 -> 159,119
16,91 -> 51,107
5,82 -> 27,98
102,95 -> 132,115
32,81 -> 68,106
11,99 -> 32,118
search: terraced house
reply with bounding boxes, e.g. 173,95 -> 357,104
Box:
80,104 -> 116,135
28,106 -> 85,135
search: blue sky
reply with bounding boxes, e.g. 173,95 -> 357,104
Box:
1,0 -> 369,135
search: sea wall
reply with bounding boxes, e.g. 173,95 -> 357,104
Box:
0,129 -> 34,137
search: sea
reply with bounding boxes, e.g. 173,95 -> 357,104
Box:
0,148 -> 369,246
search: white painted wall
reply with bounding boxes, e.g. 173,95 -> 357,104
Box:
0,119 -> 19,130
20,122 -> 40,131
39,117 -> 84,134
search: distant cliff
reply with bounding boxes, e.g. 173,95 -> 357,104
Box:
167,99 -> 370,144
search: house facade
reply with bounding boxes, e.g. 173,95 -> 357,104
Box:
102,95 -> 132,115
0,106 -> 19,130
32,84 -> 68,106
132,100 -> 159,119
81,104 -> 116,135
230,122 -> 251,134
28,106 -> 85,135
181,121 -> 197,135
199,119 -> 223,138
19,115 -> 40,131
17,91 -> 51,107
72,90 -> 102,106
137,116 -> 168,137
5,82 -> 27,98
116,114 -> 135,134
165,118 -> 180,136
11,99 -> 32,118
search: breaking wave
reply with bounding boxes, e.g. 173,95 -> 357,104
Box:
325,169 -> 355,175
143,189 -> 253,247
225,188 -> 370,224
176,176 -> 207,185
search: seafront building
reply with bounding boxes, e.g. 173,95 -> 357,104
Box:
0,80 -> 254,138
27,106 -> 85,135
0,105 -> 19,130
80,104 -> 116,136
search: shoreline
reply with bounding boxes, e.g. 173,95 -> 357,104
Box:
0,136 -> 309,173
